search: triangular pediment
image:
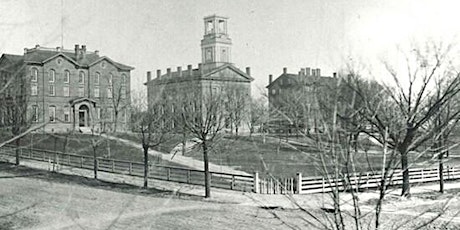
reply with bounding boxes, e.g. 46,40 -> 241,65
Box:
202,64 -> 253,82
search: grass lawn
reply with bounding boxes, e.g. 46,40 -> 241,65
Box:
0,132 -> 185,167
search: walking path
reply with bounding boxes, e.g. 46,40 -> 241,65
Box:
102,134 -> 250,176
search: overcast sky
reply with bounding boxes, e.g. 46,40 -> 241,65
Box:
1,0 -> 459,96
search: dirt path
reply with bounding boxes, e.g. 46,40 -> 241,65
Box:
102,134 -> 250,176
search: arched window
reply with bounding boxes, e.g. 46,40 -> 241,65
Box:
95,72 -> 100,85
79,72 -> 85,84
49,69 -> 55,82
64,70 -> 70,83
31,68 -> 38,82
108,73 -> 113,85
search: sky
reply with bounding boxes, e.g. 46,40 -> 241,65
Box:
1,0 -> 460,96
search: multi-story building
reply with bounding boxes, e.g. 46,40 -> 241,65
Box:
266,67 -> 337,133
145,15 -> 253,131
0,44 -> 134,133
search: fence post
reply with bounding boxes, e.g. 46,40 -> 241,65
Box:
187,170 -> 191,184
167,168 -> 171,181
112,160 -> 115,172
129,162 -> 132,175
253,172 -> 259,193
68,154 -> 71,165
296,172 -> 302,194
80,157 -> 84,168
322,177 -> 325,193
231,175 -> 235,190
421,169 -> 424,180
56,154 -> 60,171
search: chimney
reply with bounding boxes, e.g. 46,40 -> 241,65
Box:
187,64 -> 193,76
306,67 -> 311,76
156,69 -> 161,79
167,68 -> 171,77
300,68 -> 306,76
23,48 -> 28,54
316,68 -> 321,77
269,74 -> 273,84
246,67 -> 251,76
56,47 -> 61,52
333,72 -> 337,78
198,63 -> 203,75
81,45 -> 87,59
283,67 -> 287,74
311,69 -> 316,77
147,71 -> 152,82
74,44 -> 80,59
177,66 -> 182,77
94,50 -> 99,55
35,44 -> 40,49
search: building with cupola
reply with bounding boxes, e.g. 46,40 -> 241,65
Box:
145,15 -> 253,132
0,44 -> 134,133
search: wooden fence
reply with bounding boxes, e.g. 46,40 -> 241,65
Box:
0,146 -> 254,193
2,145 -> 460,195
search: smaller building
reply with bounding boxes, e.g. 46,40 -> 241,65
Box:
266,67 -> 337,134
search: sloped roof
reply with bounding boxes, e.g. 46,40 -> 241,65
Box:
266,73 -> 336,89
0,54 -> 25,73
146,63 -> 253,85
22,48 -> 133,70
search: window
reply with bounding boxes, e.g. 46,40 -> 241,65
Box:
49,84 -> 55,96
63,86 -> 69,97
32,105 -> 38,122
108,73 -> 113,85
31,68 -> 38,82
49,106 -> 56,122
94,87 -> 100,98
121,74 -> 126,86
107,108 -> 113,121
78,87 -> 84,97
107,87 -> 112,98
95,72 -> 100,85
64,70 -> 70,83
49,69 -> 55,82
64,106 -> 70,122
79,72 -> 85,84
31,84 -> 38,96
271,89 -> 276,95
96,107 -> 101,120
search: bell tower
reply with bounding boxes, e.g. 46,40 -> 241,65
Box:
201,15 -> 232,69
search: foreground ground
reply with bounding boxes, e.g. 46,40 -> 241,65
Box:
2,162 -> 460,229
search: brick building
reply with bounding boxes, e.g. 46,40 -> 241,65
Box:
145,15 -> 253,131
266,67 -> 337,133
0,44 -> 134,133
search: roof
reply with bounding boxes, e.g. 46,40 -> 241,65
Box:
0,54 -> 25,73
145,63 -> 253,85
22,47 -> 134,70
266,72 -> 336,89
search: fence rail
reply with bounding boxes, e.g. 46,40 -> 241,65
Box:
0,146 -> 254,193
2,146 -> 460,195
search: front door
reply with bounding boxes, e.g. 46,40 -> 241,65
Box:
79,111 -> 85,127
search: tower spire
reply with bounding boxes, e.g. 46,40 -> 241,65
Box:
200,15 -> 232,70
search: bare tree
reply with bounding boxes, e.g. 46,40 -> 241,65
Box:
224,85 -> 248,135
178,88 -> 227,198
131,91 -> 169,188
247,97 -> 268,137
345,42 -> 460,197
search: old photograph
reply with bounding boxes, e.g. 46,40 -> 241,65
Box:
1,0 -> 460,229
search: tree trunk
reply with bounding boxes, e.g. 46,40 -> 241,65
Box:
15,138 -> 20,165
203,141 -> 211,198
439,148 -> 445,193
143,146 -> 149,188
400,151 -> 410,197
182,132 -> 186,155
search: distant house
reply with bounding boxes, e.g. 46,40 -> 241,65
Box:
145,15 -> 253,132
0,44 -> 134,133
266,67 -> 337,133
